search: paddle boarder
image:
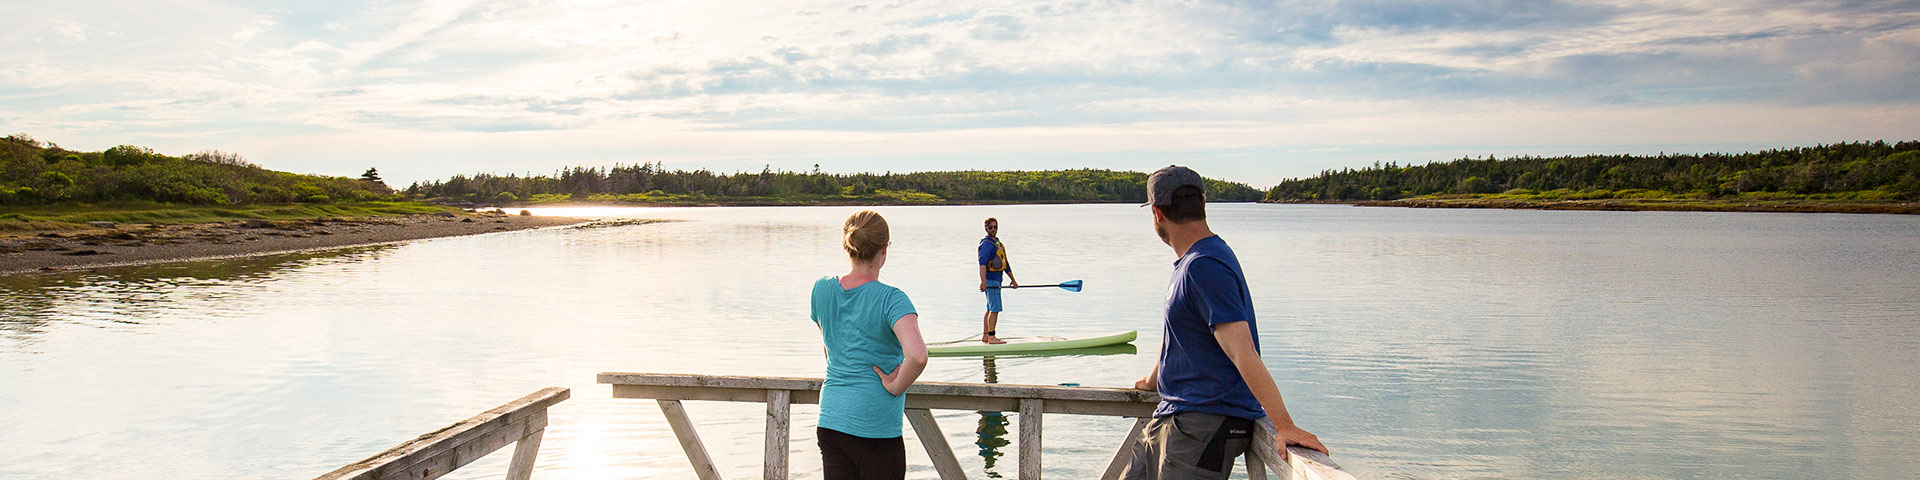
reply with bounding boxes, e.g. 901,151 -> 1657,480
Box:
978,217 -> 1018,344
810,210 -> 928,480
1121,165 -> 1328,479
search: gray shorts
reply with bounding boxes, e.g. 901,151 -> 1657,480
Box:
1118,412 -> 1266,480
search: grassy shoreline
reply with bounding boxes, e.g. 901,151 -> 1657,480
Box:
0,202 -> 459,231
1283,197 -> 1920,214
489,197 -> 1155,208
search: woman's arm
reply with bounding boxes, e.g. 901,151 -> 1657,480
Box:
873,313 -> 928,396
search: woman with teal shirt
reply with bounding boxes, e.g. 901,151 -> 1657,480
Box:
811,210 -> 928,479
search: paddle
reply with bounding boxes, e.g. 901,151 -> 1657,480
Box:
986,280 -> 1083,292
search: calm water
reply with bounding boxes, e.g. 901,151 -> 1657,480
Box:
2,204 -> 1916,479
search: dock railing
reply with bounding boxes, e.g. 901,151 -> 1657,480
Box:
599,372 -> 1333,480
314,387 -> 570,480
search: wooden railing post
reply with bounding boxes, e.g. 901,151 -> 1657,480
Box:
1100,417 -> 1150,479
1019,398 -> 1043,480
505,410 -> 547,480
906,409 -> 968,480
1244,448 -> 1265,480
658,400 -> 724,480
765,390 -> 791,480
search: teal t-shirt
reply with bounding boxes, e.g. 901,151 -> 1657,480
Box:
810,276 -> 917,438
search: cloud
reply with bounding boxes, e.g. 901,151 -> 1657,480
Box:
970,15 -> 1026,41
230,18 -> 276,43
50,19 -> 88,41
0,0 -> 1914,187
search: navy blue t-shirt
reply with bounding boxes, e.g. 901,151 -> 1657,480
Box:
1154,235 -> 1265,419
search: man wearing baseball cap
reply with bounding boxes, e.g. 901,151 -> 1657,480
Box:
1121,165 -> 1328,479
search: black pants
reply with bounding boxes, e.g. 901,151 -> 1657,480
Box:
818,427 -> 905,480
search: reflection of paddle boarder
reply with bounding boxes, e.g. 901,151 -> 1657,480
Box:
975,356 -> 1009,477
977,217 -> 1018,344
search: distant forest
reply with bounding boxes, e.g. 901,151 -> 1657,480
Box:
0,134 -> 395,206
1265,141 -> 1920,202
405,166 -> 1266,205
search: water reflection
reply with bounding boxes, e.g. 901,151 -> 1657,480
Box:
975,356 -> 1009,478
0,205 -> 1914,479
967,344 -> 1140,478
0,246 -> 397,347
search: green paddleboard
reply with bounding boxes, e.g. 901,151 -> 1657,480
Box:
926,330 -> 1138,357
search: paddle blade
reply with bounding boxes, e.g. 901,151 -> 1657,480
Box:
1058,280 -> 1083,292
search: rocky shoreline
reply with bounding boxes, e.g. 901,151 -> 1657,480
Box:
0,211 -> 586,275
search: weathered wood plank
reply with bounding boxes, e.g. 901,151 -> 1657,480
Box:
658,400 -> 724,480
1037,399 -> 1155,418
1245,448 -> 1266,480
600,373 -> 821,391
1250,421 -> 1354,480
905,393 -> 1017,413
615,384 -> 1149,417
764,390 -> 791,480
905,409 -> 967,480
505,417 -> 546,480
1100,417 -> 1151,480
1019,399 -> 1043,480
614,385 -> 822,405
601,373 -> 1159,405
315,387 -> 568,480
381,412 -> 546,480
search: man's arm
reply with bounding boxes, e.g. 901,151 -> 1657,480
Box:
1213,321 -> 1327,459
1133,361 -> 1160,391
979,265 -> 988,292
1133,341 -> 1161,391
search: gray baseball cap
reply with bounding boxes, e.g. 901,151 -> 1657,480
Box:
1143,165 -> 1205,206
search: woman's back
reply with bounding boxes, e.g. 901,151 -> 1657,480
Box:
810,276 -> 915,438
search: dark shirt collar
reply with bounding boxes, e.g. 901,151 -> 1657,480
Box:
1174,235 -> 1223,265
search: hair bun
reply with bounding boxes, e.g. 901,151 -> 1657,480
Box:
841,210 -> 889,262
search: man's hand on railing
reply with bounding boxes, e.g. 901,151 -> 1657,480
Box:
1132,375 -> 1157,391
1273,422 -> 1328,461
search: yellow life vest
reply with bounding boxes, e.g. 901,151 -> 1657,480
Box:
986,238 -> 1009,272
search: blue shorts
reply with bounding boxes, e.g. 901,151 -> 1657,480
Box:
984,278 -> 1003,312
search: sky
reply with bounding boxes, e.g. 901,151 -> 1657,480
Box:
2,0 -> 1916,188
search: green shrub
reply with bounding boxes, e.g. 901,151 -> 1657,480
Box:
102,145 -> 162,167
12,186 -> 38,203
38,171 -> 74,187
184,188 -> 230,205
248,185 -> 294,203
1454,176 -> 1495,194
1568,189 -> 1616,200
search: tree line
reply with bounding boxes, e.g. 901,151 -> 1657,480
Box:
404,164 -> 1266,204
0,134 -> 396,206
1265,141 -> 1920,202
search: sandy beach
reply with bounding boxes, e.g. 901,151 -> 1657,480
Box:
0,212 -> 587,275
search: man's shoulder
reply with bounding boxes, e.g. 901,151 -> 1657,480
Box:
1187,237 -> 1242,268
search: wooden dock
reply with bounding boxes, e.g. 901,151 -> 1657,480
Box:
313,387 -> 568,480
598,372 -> 1338,480
313,374 -> 1346,479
